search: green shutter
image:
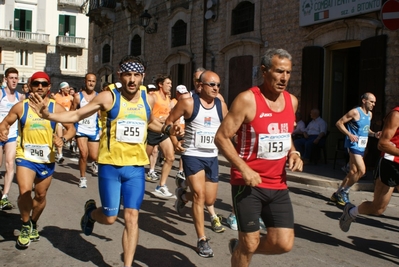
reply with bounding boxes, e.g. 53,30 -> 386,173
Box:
25,10 -> 32,32
59,15 -> 65,35
14,9 -> 20,30
69,16 -> 76,37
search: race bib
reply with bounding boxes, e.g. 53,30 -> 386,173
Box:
194,130 -> 217,149
24,144 -> 51,162
115,119 -> 146,143
358,136 -> 368,148
78,118 -> 95,128
257,133 -> 291,160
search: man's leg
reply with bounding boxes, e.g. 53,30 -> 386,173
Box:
205,181 -> 225,233
56,124 -> 64,162
158,138 -> 175,187
88,141 -> 99,175
1,141 -> 16,209
122,208 -> 140,266
232,228 -> 294,267
31,175 -> 53,223
358,178 -> 395,216
186,170 -> 206,238
77,137 -> 89,188
145,144 -> 159,182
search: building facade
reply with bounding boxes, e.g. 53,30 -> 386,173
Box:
0,0 -> 90,91
87,0 -> 398,160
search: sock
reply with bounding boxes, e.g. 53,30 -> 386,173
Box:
349,206 -> 359,218
1,194 -> 7,200
31,219 -> 37,229
210,214 -> 217,220
198,236 -> 206,242
342,186 -> 351,193
81,177 -> 86,180
22,220 -> 31,226
149,169 -> 154,173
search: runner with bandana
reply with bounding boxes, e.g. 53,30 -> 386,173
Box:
28,56 -> 179,266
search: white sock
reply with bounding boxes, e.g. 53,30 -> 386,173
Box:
81,177 -> 86,180
149,169 -> 154,173
1,194 -> 7,199
210,214 -> 217,220
349,206 -> 359,218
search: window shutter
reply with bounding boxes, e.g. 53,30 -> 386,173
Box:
59,15 -> 65,35
14,9 -> 20,30
69,16 -> 76,37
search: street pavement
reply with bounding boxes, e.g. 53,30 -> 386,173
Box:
0,151 -> 398,267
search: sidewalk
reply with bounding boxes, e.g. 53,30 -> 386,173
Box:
218,155 -> 375,192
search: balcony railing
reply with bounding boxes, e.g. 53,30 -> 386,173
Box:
58,0 -> 86,7
0,29 -> 50,44
56,36 -> 86,48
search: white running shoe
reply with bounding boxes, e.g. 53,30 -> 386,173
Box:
79,178 -> 87,188
154,185 -> 173,198
91,162 -> 98,175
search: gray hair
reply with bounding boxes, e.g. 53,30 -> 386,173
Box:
261,48 -> 292,71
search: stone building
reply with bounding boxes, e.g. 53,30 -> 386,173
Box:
87,0 -> 398,160
0,0 -> 90,92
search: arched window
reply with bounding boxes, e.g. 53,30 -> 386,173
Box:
102,44 -> 111,64
231,1 -> 254,35
171,20 -> 187,48
130,35 -> 141,56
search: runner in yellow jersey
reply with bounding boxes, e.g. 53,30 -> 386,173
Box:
28,56 -> 179,267
0,71 -> 75,248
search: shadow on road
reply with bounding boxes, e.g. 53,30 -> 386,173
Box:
41,225 -> 112,267
295,223 -> 399,265
0,210 -> 20,243
132,245 -> 197,267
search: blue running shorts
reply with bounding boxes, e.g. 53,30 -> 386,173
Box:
15,158 -> 55,179
98,164 -> 145,216
0,136 -> 17,146
181,155 -> 219,182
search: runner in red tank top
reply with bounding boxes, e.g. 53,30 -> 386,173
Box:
215,48 -> 303,267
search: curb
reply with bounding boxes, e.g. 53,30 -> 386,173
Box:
218,156 -> 374,192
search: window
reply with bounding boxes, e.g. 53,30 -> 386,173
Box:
59,15 -> 76,36
16,50 -> 32,66
130,35 -> 141,56
61,54 -> 77,70
171,20 -> 187,48
14,9 -> 32,32
231,1 -> 254,35
102,44 -> 111,64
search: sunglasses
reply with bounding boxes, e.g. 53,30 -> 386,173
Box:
31,81 -> 50,87
202,82 -> 221,88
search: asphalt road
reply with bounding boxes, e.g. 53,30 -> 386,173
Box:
0,152 -> 398,267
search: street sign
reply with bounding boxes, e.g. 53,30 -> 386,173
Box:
381,0 -> 399,31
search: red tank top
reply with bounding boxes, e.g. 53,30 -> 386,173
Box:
382,107 -> 399,164
231,87 -> 295,190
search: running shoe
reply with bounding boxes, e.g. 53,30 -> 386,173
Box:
81,199 -> 97,236
175,174 -> 187,190
0,197 -> 13,210
339,203 -> 356,232
229,238 -> 239,255
91,162 -> 98,176
146,171 -> 159,183
227,213 -> 238,231
337,190 -> 350,206
176,171 -> 185,180
30,228 -> 40,242
79,178 -> 87,188
57,156 -> 65,164
174,187 -> 187,216
17,223 -> 32,248
211,215 -> 225,233
330,192 -> 339,205
155,185 -> 173,198
196,238 -> 214,258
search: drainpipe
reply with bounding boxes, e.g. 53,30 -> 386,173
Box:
202,0 -> 207,68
